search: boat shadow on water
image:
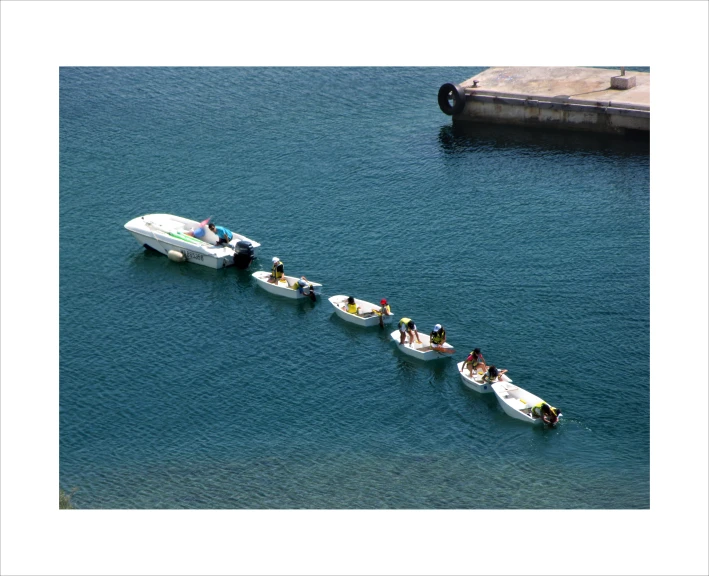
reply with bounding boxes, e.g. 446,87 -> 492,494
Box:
393,353 -> 450,378
327,313 -> 379,343
130,247 -> 261,277
258,292 -> 319,317
127,248 -> 216,279
438,123 -> 649,157
232,266 -> 259,288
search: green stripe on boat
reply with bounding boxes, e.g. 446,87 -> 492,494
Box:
179,232 -> 212,246
168,232 -> 205,246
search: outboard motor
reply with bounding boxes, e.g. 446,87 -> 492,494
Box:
232,240 -> 255,270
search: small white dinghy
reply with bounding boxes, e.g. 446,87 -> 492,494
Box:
491,381 -> 562,426
124,214 -> 260,269
456,362 -> 512,394
252,271 -> 322,299
328,295 -> 393,327
390,331 -> 455,361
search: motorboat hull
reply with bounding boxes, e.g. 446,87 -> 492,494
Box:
390,330 -> 454,361
252,271 -> 322,299
491,381 -> 561,425
124,214 -> 261,269
456,361 -> 512,393
328,295 -> 393,327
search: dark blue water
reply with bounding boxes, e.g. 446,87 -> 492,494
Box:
60,67 -> 649,509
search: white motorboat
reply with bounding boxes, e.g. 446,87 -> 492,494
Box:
124,214 -> 261,269
491,381 -> 562,426
456,362 -> 512,394
328,295 -> 393,327
389,330 -> 455,361
252,271 -> 323,300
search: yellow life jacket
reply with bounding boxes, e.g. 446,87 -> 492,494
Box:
532,401 -> 546,416
272,261 -> 284,279
431,329 -> 446,345
399,317 -> 411,329
346,302 -> 358,314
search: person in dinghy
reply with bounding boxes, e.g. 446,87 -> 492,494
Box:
293,276 -> 317,301
430,324 -> 447,351
398,318 -> 421,345
531,402 -> 560,426
373,298 -> 391,327
461,348 -> 486,377
342,296 -> 361,315
208,222 -> 234,245
269,257 -> 285,283
482,365 -> 508,383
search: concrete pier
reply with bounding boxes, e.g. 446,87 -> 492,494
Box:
438,67 -> 650,135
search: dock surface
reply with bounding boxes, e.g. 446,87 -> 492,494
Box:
440,67 -> 650,134
463,66 -> 649,110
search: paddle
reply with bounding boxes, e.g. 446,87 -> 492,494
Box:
432,345 -> 456,354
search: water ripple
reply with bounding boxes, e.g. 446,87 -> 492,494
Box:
60,67 -> 649,509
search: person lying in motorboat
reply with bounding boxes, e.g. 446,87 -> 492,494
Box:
531,402 -> 560,426
482,365 -> 508,383
373,298 -> 391,327
461,348 -> 486,377
342,296 -> 361,315
207,223 -> 234,245
269,257 -> 284,283
397,317 -> 421,345
430,324 -> 447,349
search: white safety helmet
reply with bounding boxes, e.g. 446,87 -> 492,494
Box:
272,257 -> 279,264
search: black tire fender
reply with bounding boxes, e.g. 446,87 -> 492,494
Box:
438,83 -> 467,116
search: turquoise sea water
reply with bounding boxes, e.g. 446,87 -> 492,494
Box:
60,67 -> 649,509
